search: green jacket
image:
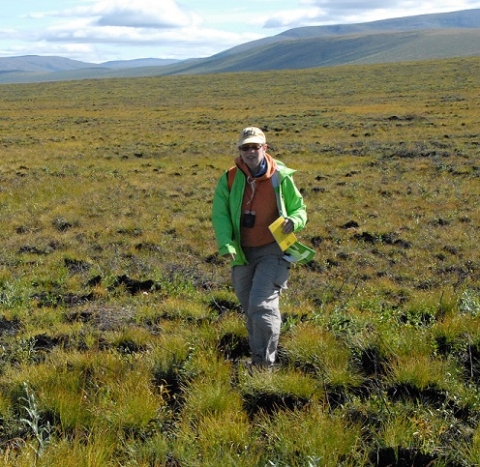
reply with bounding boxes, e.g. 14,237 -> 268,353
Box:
212,157 -> 307,266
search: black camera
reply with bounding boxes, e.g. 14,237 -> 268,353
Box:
242,211 -> 256,228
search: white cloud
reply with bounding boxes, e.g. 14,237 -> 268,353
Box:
92,0 -> 201,29
43,22 -> 254,47
262,0 -> 480,28
0,28 -> 19,36
261,8 -> 327,28
9,0 -> 254,60
44,0 -> 201,28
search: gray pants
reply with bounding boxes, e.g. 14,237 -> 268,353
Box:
232,242 -> 290,366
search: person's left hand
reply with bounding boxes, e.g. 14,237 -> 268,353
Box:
282,218 -> 294,234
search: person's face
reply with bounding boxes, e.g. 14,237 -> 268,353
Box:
239,143 -> 267,174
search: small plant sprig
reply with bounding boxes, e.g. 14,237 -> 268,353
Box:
460,289 -> 480,316
19,382 -> 52,465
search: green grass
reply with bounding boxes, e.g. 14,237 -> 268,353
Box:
0,56 -> 480,466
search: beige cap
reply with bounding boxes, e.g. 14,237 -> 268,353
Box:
237,127 -> 266,147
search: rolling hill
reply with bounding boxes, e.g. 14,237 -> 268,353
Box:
1,8 -> 479,84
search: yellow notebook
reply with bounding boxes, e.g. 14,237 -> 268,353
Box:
268,216 -> 297,251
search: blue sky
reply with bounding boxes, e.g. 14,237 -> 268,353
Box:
1,0 -> 479,63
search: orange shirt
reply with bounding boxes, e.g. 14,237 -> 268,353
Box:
237,155 -> 279,247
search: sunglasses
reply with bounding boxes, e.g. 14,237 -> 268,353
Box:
240,144 -> 264,151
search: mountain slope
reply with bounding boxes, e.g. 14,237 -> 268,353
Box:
0,56 -> 181,74
101,58 -> 181,69
1,8 -> 480,84
0,55 -> 99,73
150,29 -> 480,75
215,8 -> 480,57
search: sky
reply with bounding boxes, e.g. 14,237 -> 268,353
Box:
1,0 -> 480,64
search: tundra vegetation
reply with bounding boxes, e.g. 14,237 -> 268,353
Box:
0,56 -> 479,466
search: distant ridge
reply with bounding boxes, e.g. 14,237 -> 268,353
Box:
0,55 -> 181,74
101,58 -> 181,69
0,55 -> 97,73
1,8 -> 479,84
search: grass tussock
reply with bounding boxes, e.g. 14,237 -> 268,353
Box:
1,57 -> 480,465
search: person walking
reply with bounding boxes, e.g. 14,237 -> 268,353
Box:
212,126 -> 307,368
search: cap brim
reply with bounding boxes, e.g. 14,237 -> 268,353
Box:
238,137 -> 265,147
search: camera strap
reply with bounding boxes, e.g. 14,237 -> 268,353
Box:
245,175 -> 256,207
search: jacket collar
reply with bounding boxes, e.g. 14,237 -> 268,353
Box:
235,153 -> 277,181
